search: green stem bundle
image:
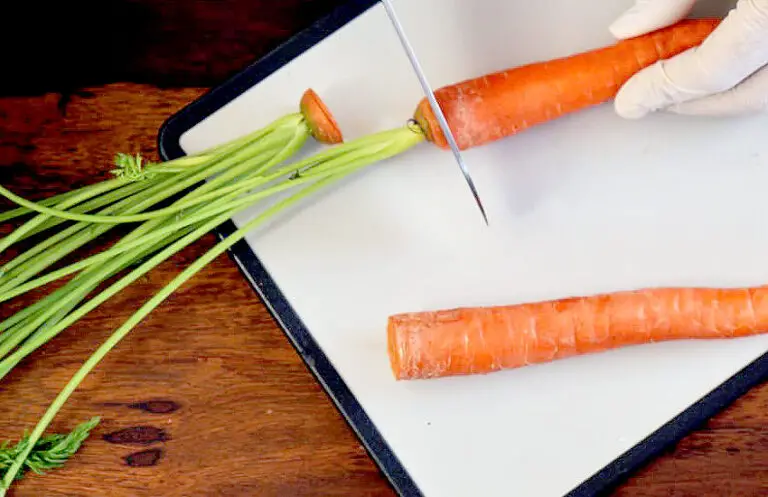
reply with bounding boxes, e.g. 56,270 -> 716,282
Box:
0,97 -> 425,492
0,116 -> 307,361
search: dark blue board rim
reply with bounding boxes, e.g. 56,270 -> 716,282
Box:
156,2 -> 768,496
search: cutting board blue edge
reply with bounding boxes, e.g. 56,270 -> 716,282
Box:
157,1 -> 768,496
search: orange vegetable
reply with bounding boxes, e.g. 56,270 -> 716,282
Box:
301,88 -> 344,144
387,285 -> 768,380
413,18 -> 721,151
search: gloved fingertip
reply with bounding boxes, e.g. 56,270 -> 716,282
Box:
608,0 -> 697,39
609,8 -> 647,39
612,69 -> 658,119
613,95 -> 651,119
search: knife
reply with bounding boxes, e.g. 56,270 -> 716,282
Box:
379,0 -> 489,225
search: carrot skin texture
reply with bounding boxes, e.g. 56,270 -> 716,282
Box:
387,286 -> 768,380
301,88 -> 344,144
413,18 -> 721,150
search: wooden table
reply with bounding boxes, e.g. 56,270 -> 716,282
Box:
1,2 -> 767,495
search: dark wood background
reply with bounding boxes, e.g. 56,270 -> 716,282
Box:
1,1 -> 767,495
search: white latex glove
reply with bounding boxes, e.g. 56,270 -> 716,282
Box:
608,0 -> 768,118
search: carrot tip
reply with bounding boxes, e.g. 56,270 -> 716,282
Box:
300,88 -> 344,145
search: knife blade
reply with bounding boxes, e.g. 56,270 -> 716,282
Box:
379,0 -> 489,225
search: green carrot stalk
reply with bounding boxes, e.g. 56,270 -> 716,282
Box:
2,150 -> 248,243
0,89 -> 329,227
0,118 -> 298,291
0,128 -> 416,488
8,180 -> 157,245
0,110 -> 421,492
0,155 -> 159,247
0,93 -> 341,351
0,146 -> 231,225
0,220 -> 202,358
0,178 -> 130,256
0,176 -> 341,492
0,156 -> 173,225
0,188 -> 99,224
0,225 -> 195,354
0,140 -> 313,358
0,153 -> 387,304
0,155 -> 282,293
0,125 -> 407,226
0,125 -> 422,372
0,297 -> 49,337
0,165 -> 274,347
0,211 -> 211,355
1,201 -> 240,354
0,133 -> 270,258
0,129 -> 309,225
0,88 -> 343,284
0,185 -> 103,224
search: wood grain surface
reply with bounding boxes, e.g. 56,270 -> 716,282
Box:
1,2 -> 767,496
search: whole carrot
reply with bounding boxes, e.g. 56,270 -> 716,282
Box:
413,18 -> 721,150
387,285 -> 768,380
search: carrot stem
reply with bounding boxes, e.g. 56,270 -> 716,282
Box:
0,122 -> 425,490
0,123 -> 423,372
0,114 -> 303,293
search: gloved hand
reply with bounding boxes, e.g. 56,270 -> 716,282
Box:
608,0 -> 768,118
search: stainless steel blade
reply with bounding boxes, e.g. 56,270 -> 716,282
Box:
379,0 -> 489,225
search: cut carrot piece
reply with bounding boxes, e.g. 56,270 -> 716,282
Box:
412,18 -> 721,150
387,285 -> 768,380
301,88 -> 344,145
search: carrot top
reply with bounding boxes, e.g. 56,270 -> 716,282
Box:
300,88 -> 344,145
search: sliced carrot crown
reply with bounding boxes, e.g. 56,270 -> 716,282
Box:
300,88 -> 344,145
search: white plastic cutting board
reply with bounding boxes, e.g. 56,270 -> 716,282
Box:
176,1 -> 768,495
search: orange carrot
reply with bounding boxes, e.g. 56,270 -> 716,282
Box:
301,88 -> 344,144
412,18 -> 720,151
387,285 -> 768,380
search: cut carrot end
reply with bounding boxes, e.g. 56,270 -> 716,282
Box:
386,316 -> 404,381
412,99 -> 449,150
300,88 -> 344,145
385,283 -> 768,381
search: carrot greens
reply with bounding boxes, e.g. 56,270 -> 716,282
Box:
0,117 -> 424,493
0,417 -> 100,482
